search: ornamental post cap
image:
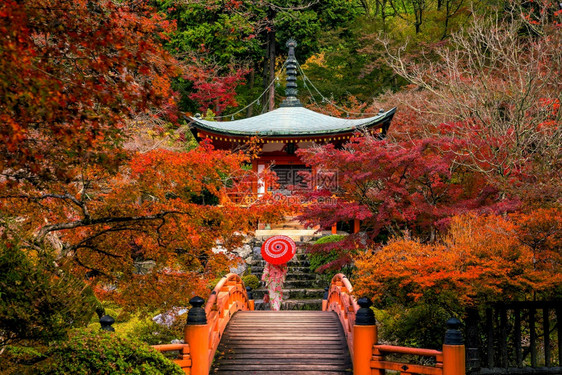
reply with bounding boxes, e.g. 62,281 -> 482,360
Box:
245,286 -> 254,300
100,315 -> 115,332
357,297 -> 373,309
355,297 -> 376,325
189,296 -> 205,307
444,317 -> 463,345
446,317 -> 461,330
187,296 -> 207,325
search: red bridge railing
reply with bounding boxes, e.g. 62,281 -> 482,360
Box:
152,273 -> 254,375
324,273 -> 466,375
323,273 -> 359,357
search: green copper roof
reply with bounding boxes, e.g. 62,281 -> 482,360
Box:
189,106 -> 396,137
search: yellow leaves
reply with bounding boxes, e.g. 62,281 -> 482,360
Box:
302,52 -> 327,69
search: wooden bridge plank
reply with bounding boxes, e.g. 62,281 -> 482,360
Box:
214,364 -> 352,371
223,333 -> 342,338
217,358 -> 348,365
219,353 -> 347,358
211,310 -> 352,373
222,342 -> 345,347
215,371 -> 351,375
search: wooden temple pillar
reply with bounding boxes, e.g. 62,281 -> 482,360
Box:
353,219 -> 360,234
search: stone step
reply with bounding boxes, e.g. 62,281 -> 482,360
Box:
253,230 -> 326,242
251,249 -> 311,259
251,280 -> 326,290
250,265 -> 312,273
251,258 -> 311,268
278,279 -> 322,289
249,263 -> 306,270
252,288 -> 325,300
249,266 -> 311,275
253,299 -> 323,311
249,271 -> 316,280
251,253 -> 311,262
251,281 -> 324,289
250,246 -> 311,253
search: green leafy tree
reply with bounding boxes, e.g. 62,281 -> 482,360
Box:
157,0 -> 363,114
0,242 -> 99,362
39,330 -> 183,375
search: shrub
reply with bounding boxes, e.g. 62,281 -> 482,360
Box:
314,234 -> 348,246
127,316 -> 184,346
307,235 -> 355,282
0,242 -> 99,349
241,274 -> 260,290
308,235 -> 347,273
37,329 -> 184,375
377,304 -> 450,349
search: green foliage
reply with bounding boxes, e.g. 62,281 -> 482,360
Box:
157,0 -> 365,114
307,235 -> 348,282
87,307 -> 184,346
308,249 -> 340,274
377,304 -> 451,350
37,329 -> 184,375
208,277 -> 222,290
303,27 -> 399,102
158,1 -> 261,65
0,242 -> 99,349
242,274 -> 260,290
314,234 -> 347,245
126,317 -> 184,346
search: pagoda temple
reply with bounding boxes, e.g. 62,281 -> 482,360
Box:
189,39 -> 396,200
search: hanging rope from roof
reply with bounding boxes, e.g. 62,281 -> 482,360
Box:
295,61 -> 383,117
212,43 -> 386,120
212,60 -> 288,120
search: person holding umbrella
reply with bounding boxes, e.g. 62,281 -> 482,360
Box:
260,235 -> 296,311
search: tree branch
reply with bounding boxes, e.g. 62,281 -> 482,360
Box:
35,211 -> 186,242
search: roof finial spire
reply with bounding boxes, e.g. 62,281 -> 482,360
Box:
280,38 -> 302,108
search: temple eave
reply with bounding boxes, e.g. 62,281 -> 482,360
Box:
192,128 -> 373,140
188,107 -> 396,140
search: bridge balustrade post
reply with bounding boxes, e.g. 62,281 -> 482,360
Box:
99,314 -> 115,332
442,318 -> 466,375
246,286 -> 255,311
185,296 -> 209,375
322,286 -> 329,311
353,297 -> 378,375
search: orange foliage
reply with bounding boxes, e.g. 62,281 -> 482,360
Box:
0,145 -> 285,313
353,209 -> 562,308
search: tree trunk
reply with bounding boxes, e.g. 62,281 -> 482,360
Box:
413,0 -> 424,33
441,0 -> 450,39
267,30 -> 276,112
247,68 -> 255,117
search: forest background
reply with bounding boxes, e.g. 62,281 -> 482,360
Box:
0,0 -> 560,372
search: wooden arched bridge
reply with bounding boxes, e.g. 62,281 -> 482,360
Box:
153,273 -> 466,375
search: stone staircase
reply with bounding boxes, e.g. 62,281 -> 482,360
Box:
249,243 -> 326,310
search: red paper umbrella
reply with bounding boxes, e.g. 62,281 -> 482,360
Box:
261,235 -> 296,265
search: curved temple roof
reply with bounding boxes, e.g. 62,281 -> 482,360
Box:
189,106 -> 396,138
